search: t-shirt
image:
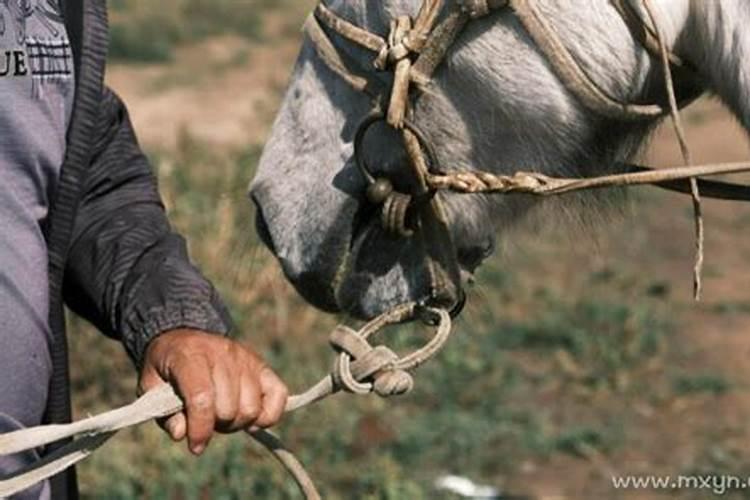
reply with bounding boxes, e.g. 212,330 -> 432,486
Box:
0,0 -> 75,351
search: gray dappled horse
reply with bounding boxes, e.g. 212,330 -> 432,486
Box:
250,0 -> 750,318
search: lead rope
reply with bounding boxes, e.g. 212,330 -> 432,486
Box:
0,305 -> 452,499
641,0 -> 703,300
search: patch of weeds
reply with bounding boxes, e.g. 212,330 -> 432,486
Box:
645,281 -> 671,298
553,426 -> 613,457
488,294 -> 669,390
108,0 -> 273,62
711,301 -> 750,315
673,373 -> 731,396
109,15 -> 181,62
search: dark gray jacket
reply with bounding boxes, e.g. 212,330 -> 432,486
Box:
46,2 -> 232,497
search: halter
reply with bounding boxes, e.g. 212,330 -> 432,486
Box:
304,0 -> 750,310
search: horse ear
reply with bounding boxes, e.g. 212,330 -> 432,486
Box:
688,1 -> 750,132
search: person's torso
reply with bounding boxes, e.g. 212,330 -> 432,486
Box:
0,0 -> 74,219
0,0 -> 75,341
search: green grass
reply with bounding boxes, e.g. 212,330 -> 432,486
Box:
107,0 -> 289,62
673,373 -> 731,396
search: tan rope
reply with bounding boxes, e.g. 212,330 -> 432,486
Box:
426,162 -> 750,195
314,2 -> 386,55
4,0 -> 746,496
641,0 -> 704,300
0,305 -> 452,499
508,0 -> 666,120
303,15 -> 376,97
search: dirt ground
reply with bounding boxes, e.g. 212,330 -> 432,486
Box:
105,24 -> 750,500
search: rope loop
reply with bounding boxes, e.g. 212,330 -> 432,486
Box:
330,326 -> 415,397
381,191 -> 415,237
328,304 -> 451,399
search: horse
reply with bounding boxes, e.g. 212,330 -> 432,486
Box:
250,0 -> 750,318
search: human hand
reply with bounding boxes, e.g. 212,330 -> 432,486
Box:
138,329 -> 289,455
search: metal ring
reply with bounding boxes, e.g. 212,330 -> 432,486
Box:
415,287 -> 467,321
448,289 -> 467,319
353,109 -> 385,186
353,110 -> 443,190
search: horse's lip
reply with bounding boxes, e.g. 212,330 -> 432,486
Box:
334,208 -> 471,319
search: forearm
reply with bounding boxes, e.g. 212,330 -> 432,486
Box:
63,88 -> 232,366
64,202 -> 233,365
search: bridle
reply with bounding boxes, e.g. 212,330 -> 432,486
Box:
304,0 -> 750,310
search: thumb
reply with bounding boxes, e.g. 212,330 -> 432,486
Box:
139,366 -> 188,441
138,364 -> 167,396
163,413 -> 188,442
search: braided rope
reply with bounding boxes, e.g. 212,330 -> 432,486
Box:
426,162 -> 750,196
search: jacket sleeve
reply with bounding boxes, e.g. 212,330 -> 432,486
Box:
63,87 -> 234,368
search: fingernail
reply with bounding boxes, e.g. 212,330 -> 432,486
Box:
248,425 -> 260,433
191,444 -> 205,456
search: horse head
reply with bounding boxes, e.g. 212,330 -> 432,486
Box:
250,0 -> 750,318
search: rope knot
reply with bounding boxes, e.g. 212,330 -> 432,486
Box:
373,370 -> 414,397
329,326 -> 414,398
374,16 -> 414,70
382,191 -> 414,237
373,16 -> 416,127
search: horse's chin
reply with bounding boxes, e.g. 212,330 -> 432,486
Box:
331,219 -> 469,319
334,228 -> 429,318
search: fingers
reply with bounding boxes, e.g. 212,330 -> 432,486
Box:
170,355 -> 216,455
140,330 -> 291,455
254,368 -> 289,429
234,365 -> 262,430
212,361 -> 240,429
